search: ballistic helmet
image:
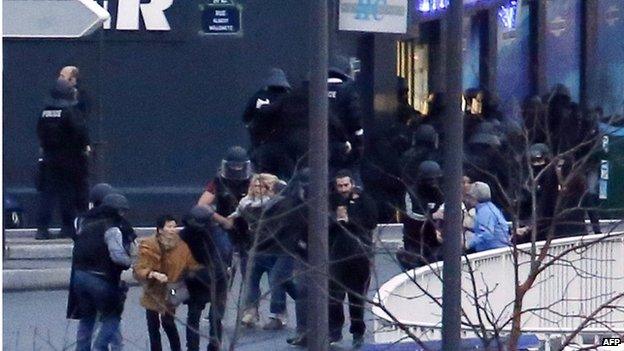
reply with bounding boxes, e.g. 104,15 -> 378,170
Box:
89,183 -> 116,207
102,193 -> 130,211
417,160 -> 443,180
528,143 -> 551,166
220,146 -> 252,181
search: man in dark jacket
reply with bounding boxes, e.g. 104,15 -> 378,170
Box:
180,206 -> 229,351
244,68 -> 293,178
68,184 -> 135,350
328,169 -> 378,348
398,161 -> 444,270
36,78 -> 90,239
328,57 -> 365,183
72,193 -> 133,351
197,146 -> 249,271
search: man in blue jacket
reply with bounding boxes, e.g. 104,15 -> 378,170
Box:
465,182 -> 510,253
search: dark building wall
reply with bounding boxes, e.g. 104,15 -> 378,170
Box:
591,0 -> 624,116
3,0 -> 398,226
544,0 -> 582,101
497,0 -> 532,119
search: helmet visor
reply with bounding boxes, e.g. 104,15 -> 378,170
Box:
220,160 -> 252,180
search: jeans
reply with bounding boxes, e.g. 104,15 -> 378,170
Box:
146,309 -> 180,351
244,254 -> 296,314
74,270 -> 122,351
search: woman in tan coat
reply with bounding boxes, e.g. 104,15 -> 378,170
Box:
133,215 -> 198,351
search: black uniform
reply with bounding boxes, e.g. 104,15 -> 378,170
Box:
400,181 -> 444,269
71,205 -> 132,350
36,80 -> 89,237
328,69 -> 365,179
243,87 -> 290,149
244,68 -> 293,178
180,211 -> 229,351
328,188 -> 378,340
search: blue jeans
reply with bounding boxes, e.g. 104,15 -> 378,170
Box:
74,270 -> 122,351
244,254 -> 296,314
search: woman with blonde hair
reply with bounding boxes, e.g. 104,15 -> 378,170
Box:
212,172 -> 292,329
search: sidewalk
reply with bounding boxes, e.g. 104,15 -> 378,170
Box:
2,225 -> 404,291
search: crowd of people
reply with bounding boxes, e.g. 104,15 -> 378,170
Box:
33,60 -> 609,350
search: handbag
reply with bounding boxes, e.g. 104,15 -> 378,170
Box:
166,280 -> 190,306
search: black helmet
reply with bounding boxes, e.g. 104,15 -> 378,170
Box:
468,133 -> 501,147
185,205 -> 213,229
102,193 -> 130,211
417,160 -> 443,180
89,183 -> 115,207
528,143 -> 551,166
220,146 -> 252,180
412,124 -> 438,146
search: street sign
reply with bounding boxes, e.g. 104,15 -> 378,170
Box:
339,0 -> 408,34
201,3 -> 242,35
3,0 -> 110,38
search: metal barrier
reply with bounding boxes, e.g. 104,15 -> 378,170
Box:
372,233 -> 624,345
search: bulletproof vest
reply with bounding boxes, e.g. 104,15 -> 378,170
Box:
327,80 -> 350,140
72,210 -> 123,283
38,107 -> 71,151
214,176 -> 248,216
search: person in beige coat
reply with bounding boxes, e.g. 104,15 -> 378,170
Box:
134,215 -> 198,351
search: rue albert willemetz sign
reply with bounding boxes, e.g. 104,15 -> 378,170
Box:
201,0 -> 242,35
339,0 -> 408,34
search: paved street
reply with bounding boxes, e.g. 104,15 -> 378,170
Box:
3,253 -> 402,351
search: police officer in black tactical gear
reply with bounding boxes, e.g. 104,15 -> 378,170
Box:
198,146 -> 251,273
328,56 -> 365,183
68,183 -> 134,350
243,68 -> 293,178
180,205 -> 230,351
398,160 -> 444,270
71,193 -> 134,351
36,78 -> 90,240
516,143 -> 558,243
464,132 -> 510,210
399,124 -> 440,187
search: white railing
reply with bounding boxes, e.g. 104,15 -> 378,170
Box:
372,233 -> 624,344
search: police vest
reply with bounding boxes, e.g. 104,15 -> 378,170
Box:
73,210 -> 124,283
214,176 -> 249,216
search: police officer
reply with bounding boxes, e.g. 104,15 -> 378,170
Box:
36,78 -> 90,240
516,143 -> 558,243
197,146 -> 251,273
180,206 -> 230,351
68,184 -> 135,350
464,132 -> 510,210
399,124 -> 440,187
328,56 -> 365,183
72,193 -> 134,351
398,160 -> 444,270
243,68 -> 293,177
